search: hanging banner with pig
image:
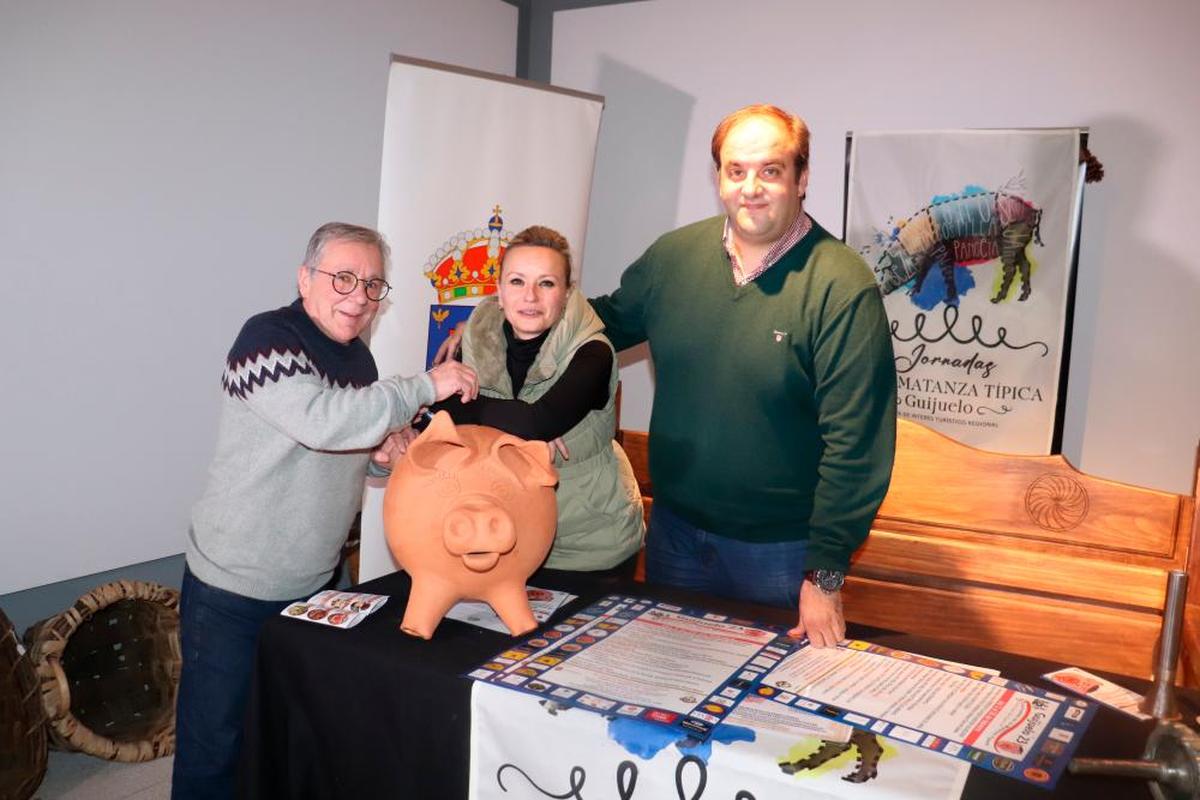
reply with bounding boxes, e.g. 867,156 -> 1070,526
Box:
846,129 -> 1084,455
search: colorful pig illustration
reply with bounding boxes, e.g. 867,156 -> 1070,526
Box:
869,187 -> 1043,307
383,411 -> 558,638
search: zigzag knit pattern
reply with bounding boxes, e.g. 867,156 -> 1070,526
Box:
218,301 -> 378,400
223,348 -> 316,399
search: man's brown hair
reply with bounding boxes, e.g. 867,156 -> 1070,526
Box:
710,104 -> 810,176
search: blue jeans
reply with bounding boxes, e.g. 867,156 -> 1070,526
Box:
646,502 -> 808,610
171,567 -> 294,800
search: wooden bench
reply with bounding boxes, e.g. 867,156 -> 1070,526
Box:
618,420 -> 1199,686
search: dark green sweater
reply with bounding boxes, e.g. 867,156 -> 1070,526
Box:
590,216 -> 896,572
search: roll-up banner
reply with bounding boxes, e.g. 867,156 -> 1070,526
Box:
361,56 -> 604,582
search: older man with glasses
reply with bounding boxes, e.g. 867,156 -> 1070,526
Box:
172,222 -> 477,799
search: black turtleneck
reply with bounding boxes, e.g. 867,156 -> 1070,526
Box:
429,322 -> 611,441
504,322 -> 550,396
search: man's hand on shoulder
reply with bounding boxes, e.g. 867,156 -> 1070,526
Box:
789,579 -> 846,648
428,360 -> 477,403
432,330 -> 463,366
547,436 -> 570,462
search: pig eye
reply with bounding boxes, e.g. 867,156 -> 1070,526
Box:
490,479 -> 515,501
431,472 -> 460,498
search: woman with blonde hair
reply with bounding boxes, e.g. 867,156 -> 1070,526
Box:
414,225 -> 644,572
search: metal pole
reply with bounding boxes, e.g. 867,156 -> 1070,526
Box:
1140,570 -> 1189,721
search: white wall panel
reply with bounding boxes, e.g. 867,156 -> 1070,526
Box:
0,0 -> 517,593
555,0 -> 1200,494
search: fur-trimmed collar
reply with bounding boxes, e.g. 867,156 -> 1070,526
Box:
463,290 -> 603,398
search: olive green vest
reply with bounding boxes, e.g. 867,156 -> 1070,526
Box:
461,291 -> 644,570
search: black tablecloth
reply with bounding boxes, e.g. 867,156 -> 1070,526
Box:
239,568 -> 1187,799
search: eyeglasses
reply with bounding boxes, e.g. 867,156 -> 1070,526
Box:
309,268 -> 391,301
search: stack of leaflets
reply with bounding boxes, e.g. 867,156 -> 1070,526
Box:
280,590 -> 387,629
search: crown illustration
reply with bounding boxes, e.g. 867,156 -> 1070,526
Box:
423,205 -> 512,302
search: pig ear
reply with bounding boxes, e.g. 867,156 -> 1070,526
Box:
408,411 -> 472,472
490,436 -> 558,489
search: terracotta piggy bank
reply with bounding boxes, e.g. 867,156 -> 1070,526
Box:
383,411 -> 558,638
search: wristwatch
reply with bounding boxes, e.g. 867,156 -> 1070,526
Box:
806,569 -> 845,595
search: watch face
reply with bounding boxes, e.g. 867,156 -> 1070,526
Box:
812,570 -> 845,592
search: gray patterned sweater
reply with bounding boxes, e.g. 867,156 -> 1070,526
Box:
187,300 -> 433,600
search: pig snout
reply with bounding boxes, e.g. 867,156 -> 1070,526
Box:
442,496 -> 517,573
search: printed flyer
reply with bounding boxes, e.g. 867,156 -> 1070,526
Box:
1043,666 -> 1152,721
446,587 -> 576,634
757,639 -> 1096,787
468,594 -> 795,742
279,590 -> 388,629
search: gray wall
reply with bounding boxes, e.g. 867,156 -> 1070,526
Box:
0,0 -> 517,604
556,0 -> 1200,496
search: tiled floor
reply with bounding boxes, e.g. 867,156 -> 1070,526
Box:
32,750 -> 171,799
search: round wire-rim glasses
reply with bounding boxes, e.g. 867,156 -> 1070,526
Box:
310,268 -> 391,301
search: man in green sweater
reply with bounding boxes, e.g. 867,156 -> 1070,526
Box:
590,104 -> 896,648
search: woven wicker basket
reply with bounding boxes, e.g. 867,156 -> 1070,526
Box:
0,605 -> 47,800
23,580 -> 181,762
